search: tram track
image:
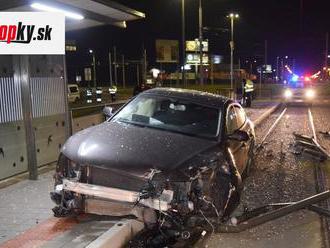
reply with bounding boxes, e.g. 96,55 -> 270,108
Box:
308,107 -> 330,248
253,104 -> 330,248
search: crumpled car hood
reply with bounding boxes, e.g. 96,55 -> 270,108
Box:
62,121 -> 218,173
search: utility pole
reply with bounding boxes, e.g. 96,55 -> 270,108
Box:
228,13 -> 239,98
113,46 -> 117,85
92,54 -> 96,88
143,49 -> 147,84
198,0 -> 203,85
122,55 -> 125,88
230,16 -> 234,93
325,32 -> 329,80
276,56 -> 279,82
211,58 -> 214,85
292,58 -> 296,72
89,50 -> 97,88
280,59 -> 284,82
300,0 -> 304,34
264,40 -> 268,65
181,0 -> 186,87
250,61 -> 253,75
259,70 -> 262,97
136,64 -> 140,85
109,51 -> 112,87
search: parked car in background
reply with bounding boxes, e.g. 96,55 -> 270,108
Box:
51,88 -> 255,238
67,84 -> 80,103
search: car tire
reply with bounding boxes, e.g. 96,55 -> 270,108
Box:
211,173 -> 238,218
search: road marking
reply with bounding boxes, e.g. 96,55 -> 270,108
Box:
253,103 -> 281,128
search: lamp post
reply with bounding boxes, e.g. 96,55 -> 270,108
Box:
181,0 -> 186,87
198,0 -> 203,85
89,49 -> 96,88
276,56 -> 279,82
227,13 -> 239,98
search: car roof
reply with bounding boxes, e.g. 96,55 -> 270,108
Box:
142,87 -> 231,108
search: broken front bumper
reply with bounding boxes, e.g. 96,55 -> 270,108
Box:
55,179 -> 176,213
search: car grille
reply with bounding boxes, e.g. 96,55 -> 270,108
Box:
88,166 -> 147,192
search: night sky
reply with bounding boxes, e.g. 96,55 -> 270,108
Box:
66,0 -> 330,82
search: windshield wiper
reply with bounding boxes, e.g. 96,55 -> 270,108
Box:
115,119 -> 146,128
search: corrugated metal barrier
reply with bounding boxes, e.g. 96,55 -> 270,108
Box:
0,77 -> 23,123
0,55 -> 69,180
30,77 -> 66,118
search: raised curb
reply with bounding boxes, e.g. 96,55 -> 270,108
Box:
253,103 -> 282,128
86,219 -> 144,248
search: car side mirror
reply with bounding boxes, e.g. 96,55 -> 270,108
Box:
103,106 -> 114,118
228,130 -> 249,142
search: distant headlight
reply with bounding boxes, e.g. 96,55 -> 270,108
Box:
305,89 -> 315,99
284,89 -> 292,98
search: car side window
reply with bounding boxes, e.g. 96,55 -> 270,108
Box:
234,106 -> 246,129
226,106 -> 238,134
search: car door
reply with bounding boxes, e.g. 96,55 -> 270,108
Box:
225,104 -> 250,173
234,105 -> 253,169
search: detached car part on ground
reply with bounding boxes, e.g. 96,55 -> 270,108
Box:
51,88 -> 255,246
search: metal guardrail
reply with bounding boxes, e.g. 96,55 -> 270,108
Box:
70,100 -> 127,112
217,190 -> 330,233
69,100 -> 127,135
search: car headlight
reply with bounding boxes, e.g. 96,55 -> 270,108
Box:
305,89 -> 315,99
284,89 -> 292,98
56,154 -> 81,180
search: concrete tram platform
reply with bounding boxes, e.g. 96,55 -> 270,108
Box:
0,168 -> 142,248
0,100 -> 280,248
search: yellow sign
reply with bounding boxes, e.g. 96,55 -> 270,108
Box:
186,40 -> 208,52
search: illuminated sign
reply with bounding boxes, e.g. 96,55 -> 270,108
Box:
186,40 -> 208,52
156,39 -> 179,63
257,64 -> 272,74
212,55 -> 223,64
186,53 -> 209,65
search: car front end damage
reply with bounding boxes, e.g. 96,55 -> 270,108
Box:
51,151 -> 242,243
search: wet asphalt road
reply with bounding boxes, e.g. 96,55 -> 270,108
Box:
206,103 -> 330,248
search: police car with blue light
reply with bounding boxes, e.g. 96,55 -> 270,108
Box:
283,74 -> 316,104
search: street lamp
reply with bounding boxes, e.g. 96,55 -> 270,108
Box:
89,49 -> 97,88
198,0 -> 203,85
227,12 -> 239,98
181,0 -> 186,87
31,2 -> 84,20
276,56 -> 280,81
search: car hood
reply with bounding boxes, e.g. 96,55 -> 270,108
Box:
62,121 -> 218,173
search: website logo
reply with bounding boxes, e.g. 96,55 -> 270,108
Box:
0,12 -> 65,54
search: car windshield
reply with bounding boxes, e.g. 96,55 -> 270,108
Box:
111,94 -> 220,138
69,86 -> 78,93
289,81 -> 305,88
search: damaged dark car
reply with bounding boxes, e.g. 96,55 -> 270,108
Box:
51,88 -> 255,245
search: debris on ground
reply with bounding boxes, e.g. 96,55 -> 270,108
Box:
280,141 -> 286,161
292,132 -> 328,162
319,131 -> 330,138
266,149 -> 274,158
